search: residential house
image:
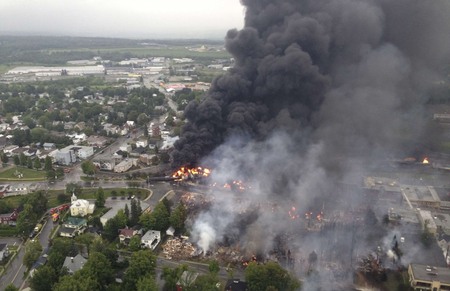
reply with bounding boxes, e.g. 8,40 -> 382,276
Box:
63,254 -> 87,275
119,126 -> 129,136
43,143 -> 56,151
93,159 -> 115,171
114,158 -> 137,173
126,121 -> 135,128
119,144 -> 132,153
130,147 -> 146,158
141,230 -> 161,250
86,136 -> 108,148
64,121 -> 76,130
0,123 -> 9,133
0,244 -> 9,261
139,154 -> 156,166
3,145 -> 19,157
135,139 -> 148,148
75,146 -> 94,159
67,133 -> 87,145
0,184 -> 11,198
0,208 -> 18,225
103,123 -> 119,135
75,122 -> 86,131
59,217 -> 87,238
119,228 -> 141,245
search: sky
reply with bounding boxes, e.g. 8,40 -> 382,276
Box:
0,0 -> 245,39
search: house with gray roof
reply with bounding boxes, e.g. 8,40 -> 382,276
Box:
63,254 -> 87,275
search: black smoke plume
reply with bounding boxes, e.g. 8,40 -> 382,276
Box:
172,0 -> 450,168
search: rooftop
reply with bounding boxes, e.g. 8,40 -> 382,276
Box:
63,254 -> 87,274
410,263 -> 450,284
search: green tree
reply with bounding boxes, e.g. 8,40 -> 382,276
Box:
16,204 -> 38,238
19,153 -> 27,167
192,272 -> 220,291
162,265 -> 188,291
66,182 -> 82,196
80,252 -> 114,289
130,198 -> 141,226
53,273 -> 99,291
13,155 -> 20,166
0,151 -> 9,164
245,261 -> 300,291
44,156 -> 53,171
124,203 -> 130,220
33,158 -> 41,170
137,276 -> 158,291
47,251 -> 65,273
123,250 -> 157,290
23,240 -> 43,270
129,235 -> 142,252
139,200 -> 170,231
95,187 -> 105,208
137,113 -> 149,126
208,260 -> 220,274
27,158 -> 33,169
170,203 -> 187,233
102,210 -> 127,242
29,265 -> 58,291
81,160 -> 96,176
46,169 -> 56,181
4,284 -> 19,291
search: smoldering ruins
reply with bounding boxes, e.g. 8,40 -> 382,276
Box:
169,0 -> 450,289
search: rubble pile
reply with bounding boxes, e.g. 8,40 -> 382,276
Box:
181,192 -> 211,212
212,246 -> 245,265
162,237 -> 197,260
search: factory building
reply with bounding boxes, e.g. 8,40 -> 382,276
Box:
408,264 -> 450,290
6,65 -> 105,76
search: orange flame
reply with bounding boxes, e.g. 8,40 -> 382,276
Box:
422,158 -> 429,164
172,166 -> 211,180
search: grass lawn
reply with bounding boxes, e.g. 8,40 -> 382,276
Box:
0,167 -> 46,181
1,187 -> 151,209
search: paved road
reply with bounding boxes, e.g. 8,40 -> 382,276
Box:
0,215 -> 53,290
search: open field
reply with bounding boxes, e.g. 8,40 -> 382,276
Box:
0,167 -> 46,181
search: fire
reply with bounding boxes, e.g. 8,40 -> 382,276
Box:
288,206 -> 300,220
422,157 -> 429,164
223,180 -> 247,191
172,166 -> 211,180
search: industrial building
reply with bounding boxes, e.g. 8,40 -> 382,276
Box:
408,263 -> 450,290
6,65 -> 105,76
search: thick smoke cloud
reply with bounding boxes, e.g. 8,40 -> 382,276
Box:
171,0 -> 450,288
172,0 -> 450,167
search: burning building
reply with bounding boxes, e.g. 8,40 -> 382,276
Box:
170,0 -> 450,288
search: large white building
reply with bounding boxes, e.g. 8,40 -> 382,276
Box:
6,65 -> 105,76
70,194 -> 95,217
